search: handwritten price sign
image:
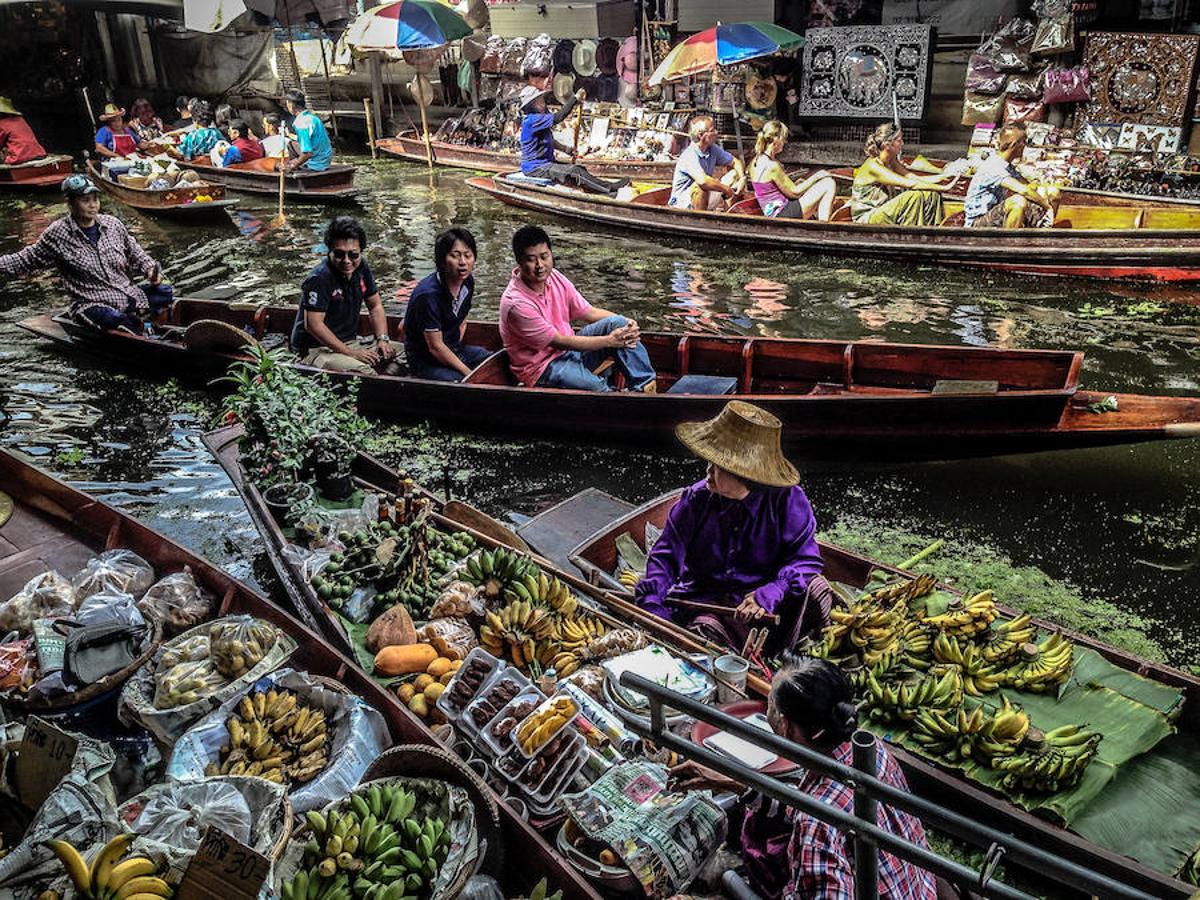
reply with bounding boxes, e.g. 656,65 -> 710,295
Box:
178,826 -> 269,900
16,716 -> 77,811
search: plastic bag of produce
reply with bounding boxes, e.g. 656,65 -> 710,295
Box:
159,634 -> 209,669
138,568 -> 212,637
166,668 -> 390,813
153,659 -> 228,710
430,581 -> 484,620
119,617 -> 296,747
0,570 -> 76,635
0,639 -> 35,691
73,550 -> 155,601
76,590 -> 146,628
208,615 -> 278,679
420,618 -> 478,661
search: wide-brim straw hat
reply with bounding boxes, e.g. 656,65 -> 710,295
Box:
461,30 -> 488,63
98,103 -> 126,122
518,84 -> 550,110
552,73 -> 576,104
0,96 -> 20,116
675,400 -> 799,488
572,39 -> 598,77
408,74 -> 434,108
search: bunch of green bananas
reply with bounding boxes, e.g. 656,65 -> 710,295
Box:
932,633 -> 1003,696
1000,633 -> 1073,692
283,783 -> 451,900
504,571 -> 579,617
992,724 -> 1102,793
46,834 -> 171,900
517,878 -> 563,900
861,667 -> 962,722
461,548 -> 538,600
970,696 -> 1030,764
911,705 -> 989,761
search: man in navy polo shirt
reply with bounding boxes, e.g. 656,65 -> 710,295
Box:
403,226 -> 492,381
290,216 -> 395,374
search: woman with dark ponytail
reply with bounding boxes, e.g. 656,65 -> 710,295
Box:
670,656 -> 936,900
850,121 -> 960,227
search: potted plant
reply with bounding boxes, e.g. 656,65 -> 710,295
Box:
262,480 -> 315,524
308,432 -> 354,501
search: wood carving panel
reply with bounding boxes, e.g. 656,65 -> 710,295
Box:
1081,31 -> 1200,128
797,25 -> 934,121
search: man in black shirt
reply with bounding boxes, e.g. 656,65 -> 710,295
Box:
290,216 -> 396,374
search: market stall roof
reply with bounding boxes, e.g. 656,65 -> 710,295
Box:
648,21 -> 804,85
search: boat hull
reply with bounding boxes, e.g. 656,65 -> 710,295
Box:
467,175 -> 1200,282
0,154 -> 73,189
87,161 -> 236,220
177,157 -> 359,202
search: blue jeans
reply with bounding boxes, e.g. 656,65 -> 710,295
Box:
410,343 -> 492,382
536,315 -> 656,392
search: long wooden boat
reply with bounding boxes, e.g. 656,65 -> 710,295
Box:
86,160 -> 237,221
176,156 -> 358,201
18,297 -> 1200,459
377,131 -> 677,180
0,446 -> 599,900
206,426 -> 1195,899
567,489 -> 1200,898
468,174 -> 1200,282
0,153 -> 72,189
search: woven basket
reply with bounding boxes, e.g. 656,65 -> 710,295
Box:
363,744 -> 502,875
182,319 -> 257,352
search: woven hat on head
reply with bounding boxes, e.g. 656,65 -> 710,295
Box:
675,400 -> 799,488
0,97 -> 20,116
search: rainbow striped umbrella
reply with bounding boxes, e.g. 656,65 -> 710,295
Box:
648,22 -> 804,85
345,0 -> 471,51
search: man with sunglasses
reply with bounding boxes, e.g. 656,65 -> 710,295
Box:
669,114 -> 745,210
290,216 -> 395,374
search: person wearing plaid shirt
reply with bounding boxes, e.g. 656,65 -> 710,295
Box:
0,174 -> 165,329
670,657 -> 936,900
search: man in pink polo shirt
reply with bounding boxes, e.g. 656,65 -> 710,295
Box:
499,224 -> 656,392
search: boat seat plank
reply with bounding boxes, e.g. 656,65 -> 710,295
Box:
462,349 -> 518,386
0,504 -> 95,599
665,374 -> 738,395
517,488 -> 634,575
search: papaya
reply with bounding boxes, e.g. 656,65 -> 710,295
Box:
374,642 -> 439,676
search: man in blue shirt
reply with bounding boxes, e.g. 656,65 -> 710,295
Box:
518,86 -> 628,195
284,90 -> 333,173
669,114 -> 745,210
403,226 -> 492,381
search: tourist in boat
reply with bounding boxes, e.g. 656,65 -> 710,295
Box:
964,124 -> 1055,229
289,215 -> 395,375
669,656 -> 936,900
94,104 -> 142,159
403,226 -> 492,382
634,400 -> 832,653
517,86 -> 630,195
228,119 -> 264,163
499,224 -> 655,392
0,174 -> 169,331
851,122 -> 960,226
669,114 -> 746,211
750,120 -> 837,220
128,97 -> 163,142
0,96 -> 47,165
169,95 -> 193,131
283,90 -> 333,173
260,114 -> 289,160
177,102 -> 222,161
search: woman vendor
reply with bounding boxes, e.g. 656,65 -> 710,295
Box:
850,122 -> 959,226
634,400 -> 833,654
670,656 -> 937,900
128,97 -> 163,143
94,104 -> 141,159
751,120 -> 838,221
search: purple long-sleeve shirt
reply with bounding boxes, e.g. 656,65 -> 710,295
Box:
634,479 -> 824,620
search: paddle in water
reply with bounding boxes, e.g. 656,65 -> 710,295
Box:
271,150 -> 286,227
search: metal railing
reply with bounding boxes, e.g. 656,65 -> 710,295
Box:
617,671 -> 1155,900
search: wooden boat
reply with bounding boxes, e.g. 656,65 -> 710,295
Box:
468,174 -> 1200,282
0,446 -> 599,900
86,160 -> 237,221
18,297 -> 1200,459
176,156 -> 359,201
377,131 -> 677,180
566,489 -> 1200,898
0,153 -> 72,189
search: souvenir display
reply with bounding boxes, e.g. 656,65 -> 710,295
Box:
797,25 -> 934,121
1079,32 -> 1200,129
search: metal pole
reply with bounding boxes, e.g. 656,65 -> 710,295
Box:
853,730 -> 880,900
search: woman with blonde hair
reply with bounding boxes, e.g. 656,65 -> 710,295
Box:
750,121 -> 838,220
850,122 -> 959,226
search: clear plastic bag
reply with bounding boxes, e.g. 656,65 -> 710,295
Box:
131,780 -> 252,848
1032,17 -> 1073,56
76,590 -> 145,628
138,568 -> 212,637
0,639 -> 35,691
0,570 -> 76,635
154,659 -> 228,710
430,581 -> 484,620
965,52 -> 1007,94
1006,70 -> 1044,100
420,618 -> 478,661
73,550 -> 155,601
160,635 -> 210,670
208,616 -> 278,679
979,18 -> 1035,73
962,91 -> 1005,126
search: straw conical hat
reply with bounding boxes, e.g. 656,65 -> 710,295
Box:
0,97 -> 20,116
675,400 -> 798,487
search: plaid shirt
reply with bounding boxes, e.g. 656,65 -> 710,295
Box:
0,213 -> 156,314
784,742 -> 937,900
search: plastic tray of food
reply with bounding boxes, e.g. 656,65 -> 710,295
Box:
518,730 -> 585,802
479,686 -> 545,757
514,691 -> 580,759
437,646 -> 504,720
495,746 -> 531,781
463,669 -> 531,739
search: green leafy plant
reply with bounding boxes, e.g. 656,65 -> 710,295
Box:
219,345 -> 370,490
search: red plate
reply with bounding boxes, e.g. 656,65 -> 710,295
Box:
689,700 -> 798,775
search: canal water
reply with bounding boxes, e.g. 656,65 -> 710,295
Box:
2,156 -> 1199,667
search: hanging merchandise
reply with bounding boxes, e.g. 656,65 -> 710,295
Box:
552,38 -> 576,74
962,91 -> 1005,126
1003,96 -> 1046,125
1043,66 -> 1091,104
1006,70 -> 1045,101
1031,17 -> 1074,57
573,39 -> 599,77
745,73 -> 778,112
1080,32 -> 1200,128
797,25 -> 934,121
617,36 -> 638,85
596,38 -> 620,77
965,52 -> 1007,94
461,29 -> 487,64
480,34 -> 504,74
522,33 -> 553,77
978,18 -> 1035,73
500,37 -> 527,77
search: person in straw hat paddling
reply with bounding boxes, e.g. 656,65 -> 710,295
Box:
0,96 -> 47,165
517,85 -> 630,195
635,400 -> 834,654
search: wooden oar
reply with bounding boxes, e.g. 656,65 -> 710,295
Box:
665,597 -> 780,625
363,98 -> 377,160
271,150 -> 286,226
440,499 -> 530,553
570,101 -> 584,164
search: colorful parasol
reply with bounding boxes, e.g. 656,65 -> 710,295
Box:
648,22 -> 804,85
345,0 -> 473,51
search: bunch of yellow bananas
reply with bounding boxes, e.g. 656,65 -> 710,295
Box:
932,633 -> 1003,696
980,613 -> 1036,665
911,705 -> 989,761
992,724 -> 1102,793
204,688 -> 328,784
481,599 -> 560,670
516,696 -> 578,754
971,696 -> 1031,764
1001,633 -> 1073,692
617,569 -> 640,589
921,590 -> 998,638
46,834 -> 170,900
504,572 -> 579,618
860,573 -> 937,606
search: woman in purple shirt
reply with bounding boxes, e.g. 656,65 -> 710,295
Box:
634,400 -> 833,654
